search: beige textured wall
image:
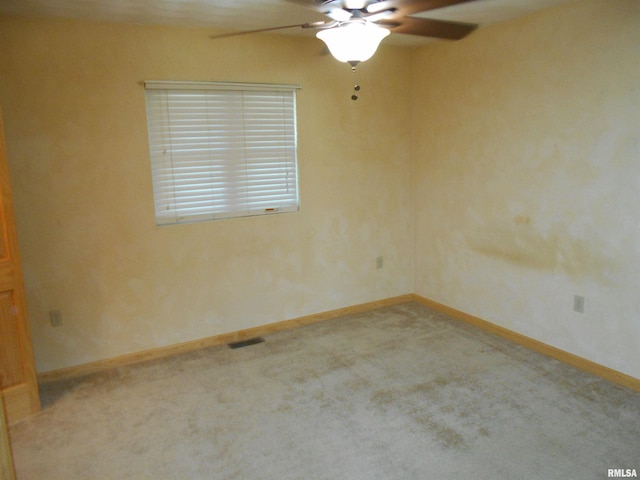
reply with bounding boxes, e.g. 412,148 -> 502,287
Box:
412,0 -> 640,378
0,16 -> 414,372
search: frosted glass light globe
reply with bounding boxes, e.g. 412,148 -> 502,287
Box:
316,22 -> 390,64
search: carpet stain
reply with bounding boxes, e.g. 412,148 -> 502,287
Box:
276,403 -> 294,414
371,383 -> 470,450
409,381 -> 438,396
440,404 -> 455,415
370,389 -> 395,408
416,413 -> 467,450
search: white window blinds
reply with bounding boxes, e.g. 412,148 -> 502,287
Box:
144,81 -> 299,225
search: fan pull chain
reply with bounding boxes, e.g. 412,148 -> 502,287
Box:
351,65 -> 361,101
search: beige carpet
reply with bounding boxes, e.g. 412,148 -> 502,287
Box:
10,303 -> 640,479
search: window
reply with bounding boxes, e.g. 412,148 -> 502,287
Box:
143,81 -> 299,225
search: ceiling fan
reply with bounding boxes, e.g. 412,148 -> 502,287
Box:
212,0 -> 479,99
295,0 -> 478,41
212,1 -> 478,52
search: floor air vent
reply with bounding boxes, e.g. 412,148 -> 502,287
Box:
228,337 -> 265,349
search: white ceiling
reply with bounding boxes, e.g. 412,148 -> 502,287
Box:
0,0 -> 574,45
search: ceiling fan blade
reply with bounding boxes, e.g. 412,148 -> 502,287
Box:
383,0 -> 481,16
378,16 -> 476,40
302,20 -> 339,29
210,21 -> 329,40
364,8 -> 397,23
284,0 -> 340,12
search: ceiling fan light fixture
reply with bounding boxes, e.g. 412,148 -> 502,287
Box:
316,21 -> 390,64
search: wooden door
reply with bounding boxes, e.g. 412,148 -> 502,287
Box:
0,384 -> 16,480
0,107 -> 40,424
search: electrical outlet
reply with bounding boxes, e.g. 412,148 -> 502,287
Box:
376,256 -> 384,269
573,295 -> 585,313
50,310 -> 63,327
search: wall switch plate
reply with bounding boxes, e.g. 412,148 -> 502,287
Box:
50,310 -> 63,327
573,295 -> 585,313
376,256 -> 384,269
